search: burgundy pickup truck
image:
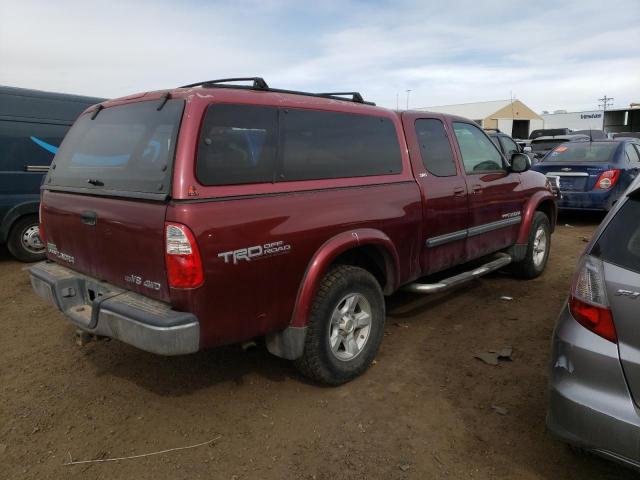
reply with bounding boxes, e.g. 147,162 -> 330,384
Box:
30,78 -> 556,384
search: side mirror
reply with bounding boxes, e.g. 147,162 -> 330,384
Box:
510,152 -> 531,173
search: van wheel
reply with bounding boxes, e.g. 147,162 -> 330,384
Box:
510,212 -> 550,279
7,215 -> 46,263
294,265 -> 385,385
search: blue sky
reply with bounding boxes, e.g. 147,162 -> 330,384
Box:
1,0 -> 638,112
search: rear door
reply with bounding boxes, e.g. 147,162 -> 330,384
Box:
593,194 -> 640,405
450,122 -> 523,260
41,98 -> 185,302
402,114 -> 468,274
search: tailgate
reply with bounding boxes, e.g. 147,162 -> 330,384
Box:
42,190 -> 170,302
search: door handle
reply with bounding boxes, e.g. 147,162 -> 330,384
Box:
453,187 -> 465,196
471,184 -> 482,194
80,211 -> 97,226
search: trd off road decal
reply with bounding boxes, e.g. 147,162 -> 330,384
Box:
218,240 -> 292,265
501,211 -> 521,219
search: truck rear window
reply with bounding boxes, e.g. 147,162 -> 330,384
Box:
593,196 -> 640,274
46,99 -> 184,196
196,104 -> 402,186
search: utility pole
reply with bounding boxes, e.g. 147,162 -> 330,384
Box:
406,89 -> 411,110
598,95 -> 614,111
396,92 -> 399,111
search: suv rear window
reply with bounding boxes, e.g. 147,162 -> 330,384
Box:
593,196 -> 640,274
196,105 -> 402,186
47,99 -> 184,196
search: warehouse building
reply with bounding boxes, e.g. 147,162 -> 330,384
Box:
418,99 -> 543,139
541,105 -> 640,134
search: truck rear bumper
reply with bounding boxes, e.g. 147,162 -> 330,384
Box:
29,261 -> 199,355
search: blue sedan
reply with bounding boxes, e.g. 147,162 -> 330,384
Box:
533,138 -> 640,211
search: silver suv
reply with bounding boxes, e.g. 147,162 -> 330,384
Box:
547,174 -> 640,470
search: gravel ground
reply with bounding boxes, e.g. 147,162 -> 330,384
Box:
0,213 -> 636,480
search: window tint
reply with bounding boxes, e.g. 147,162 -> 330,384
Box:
594,197 -> 640,274
452,122 -> 504,173
625,144 -> 640,164
499,136 -> 519,158
50,99 -> 184,194
414,119 -> 456,176
281,109 -> 402,181
542,142 -> 616,163
196,105 -> 278,186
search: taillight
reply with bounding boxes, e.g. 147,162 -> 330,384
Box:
38,201 -> 46,245
595,169 -> 621,190
569,255 -> 617,343
165,222 -> 204,289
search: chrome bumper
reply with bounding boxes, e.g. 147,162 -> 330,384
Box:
30,261 -> 199,355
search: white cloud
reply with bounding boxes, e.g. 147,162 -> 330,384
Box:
0,0 -> 638,112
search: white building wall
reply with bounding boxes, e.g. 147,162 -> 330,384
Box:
541,110 -> 604,130
497,119 -> 513,135
529,119 -> 543,133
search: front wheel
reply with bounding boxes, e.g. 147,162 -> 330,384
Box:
294,265 -> 385,385
510,212 -> 551,279
7,215 -> 46,263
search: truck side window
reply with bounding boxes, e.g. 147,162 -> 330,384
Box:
414,119 -> 456,176
196,104 -> 278,186
452,122 -> 505,174
499,136 -> 519,158
280,110 -> 402,181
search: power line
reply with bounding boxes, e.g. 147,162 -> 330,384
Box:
598,95 -> 614,111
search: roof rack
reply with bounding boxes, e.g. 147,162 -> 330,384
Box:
483,128 -> 501,133
179,77 -> 374,106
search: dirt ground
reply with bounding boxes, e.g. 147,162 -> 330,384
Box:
0,213 -> 636,480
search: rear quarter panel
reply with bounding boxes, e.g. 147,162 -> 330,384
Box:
167,183 -> 422,348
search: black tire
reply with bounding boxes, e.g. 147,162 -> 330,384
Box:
510,212 -> 551,279
7,215 -> 46,263
294,265 -> 385,385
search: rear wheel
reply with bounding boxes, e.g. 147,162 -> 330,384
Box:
294,265 -> 385,385
7,215 -> 46,263
511,212 -> 550,279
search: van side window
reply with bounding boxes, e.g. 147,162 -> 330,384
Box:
452,122 -> 505,174
0,120 -> 68,170
280,110 -> 402,181
414,119 -> 457,176
196,105 -> 278,186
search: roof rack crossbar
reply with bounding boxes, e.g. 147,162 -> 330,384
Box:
317,92 -> 365,103
180,77 -> 269,90
179,78 -> 374,106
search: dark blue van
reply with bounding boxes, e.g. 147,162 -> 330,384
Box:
0,86 -> 105,261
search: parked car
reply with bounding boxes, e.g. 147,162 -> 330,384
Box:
529,128 -> 571,140
0,86 -> 104,261
29,78 -> 557,384
530,134 -> 589,162
532,139 -> 640,211
571,129 -> 607,140
547,174 -> 640,471
614,132 -> 640,140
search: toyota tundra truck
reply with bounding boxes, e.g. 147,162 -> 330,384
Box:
29,78 -> 557,384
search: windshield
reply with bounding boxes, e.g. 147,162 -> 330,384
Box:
46,99 -> 184,196
540,142 -> 618,163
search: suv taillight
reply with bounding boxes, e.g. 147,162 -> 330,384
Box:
569,255 -> 617,343
595,169 -> 620,190
165,222 -> 204,289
